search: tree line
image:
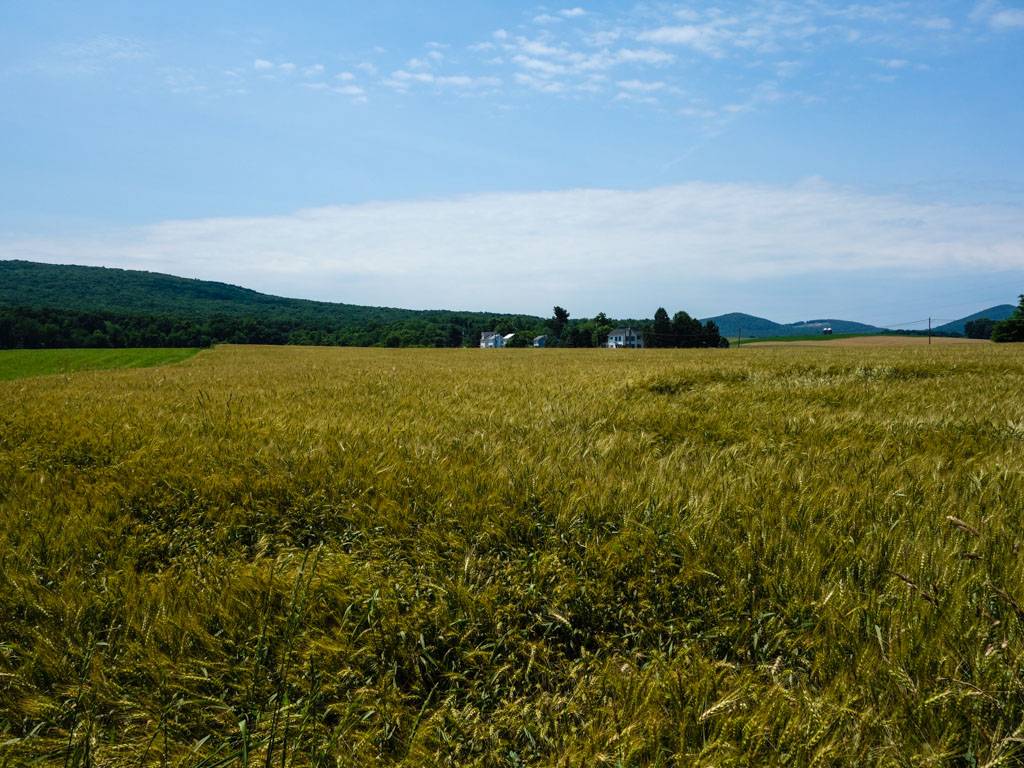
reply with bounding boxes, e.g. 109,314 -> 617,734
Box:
17,297 -> 1020,349
0,306 -> 501,349
493,306 -> 727,348
990,295 -> 1024,343
0,304 -> 728,350
963,296 -> 1024,342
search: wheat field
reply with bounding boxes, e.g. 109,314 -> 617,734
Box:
1,344 -> 1023,767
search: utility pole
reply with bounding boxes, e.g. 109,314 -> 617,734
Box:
928,317 -> 932,345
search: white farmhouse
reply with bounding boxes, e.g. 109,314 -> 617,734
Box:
606,327 -> 645,349
480,332 -> 504,348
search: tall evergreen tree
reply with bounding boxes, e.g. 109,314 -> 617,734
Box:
652,307 -> 672,347
672,311 -> 702,347
702,320 -> 727,348
992,295 -> 1024,343
549,306 -> 570,342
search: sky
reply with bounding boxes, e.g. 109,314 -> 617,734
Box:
1,1 -> 1023,325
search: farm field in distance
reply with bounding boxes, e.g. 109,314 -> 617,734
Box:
1,344 -> 1023,766
0,347 -> 200,382
743,335 -> 991,348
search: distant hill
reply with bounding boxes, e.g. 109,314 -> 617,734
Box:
700,312 -> 784,338
3,259 -> 1013,349
0,259 -> 532,325
786,318 -> 883,335
703,312 -> 883,339
933,305 -> 1016,335
0,260 -> 543,348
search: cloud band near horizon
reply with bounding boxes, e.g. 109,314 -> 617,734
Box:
2,180 -> 1022,321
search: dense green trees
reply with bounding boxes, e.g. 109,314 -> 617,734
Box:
549,306 -> 570,339
0,261 -> 548,350
2,266 -> 731,352
0,305 -> 732,350
965,318 -> 997,339
0,306 -> 490,350
650,308 -> 673,347
649,308 -> 728,348
992,295 -> 1024,343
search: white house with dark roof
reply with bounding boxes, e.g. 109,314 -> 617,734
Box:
606,327 -> 645,348
480,332 -> 504,348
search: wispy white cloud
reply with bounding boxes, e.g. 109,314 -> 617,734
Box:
384,69 -> 501,91
4,182 -> 1021,314
514,72 -> 566,93
302,81 -> 365,98
991,8 -> 1024,29
917,16 -> 953,31
27,35 -> 150,76
220,3 -> 1012,124
636,25 -> 725,56
970,0 -> 1024,29
617,79 -> 666,92
61,35 -> 148,64
614,48 -> 675,65
494,32 -> 677,97
161,67 -> 210,95
253,58 -> 300,75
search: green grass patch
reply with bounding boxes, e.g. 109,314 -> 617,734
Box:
0,347 -> 200,381
733,332 -> 869,344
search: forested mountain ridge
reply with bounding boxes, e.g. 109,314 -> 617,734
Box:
703,312 -> 883,339
0,260 -> 532,325
2,260 -> 1012,348
0,260 -> 542,348
933,305 -> 1016,335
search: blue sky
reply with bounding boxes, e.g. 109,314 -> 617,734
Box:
1,1 -> 1022,324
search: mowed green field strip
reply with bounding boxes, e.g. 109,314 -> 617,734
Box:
0,347 -> 200,381
2,345 -> 1023,766
733,331 -> 867,344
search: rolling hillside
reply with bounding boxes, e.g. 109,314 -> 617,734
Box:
0,259 -> 534,325
0,260 -> 544,348
3,260 -> 1013,348
703,311 -> 883,339
934,305 -> 1016,335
